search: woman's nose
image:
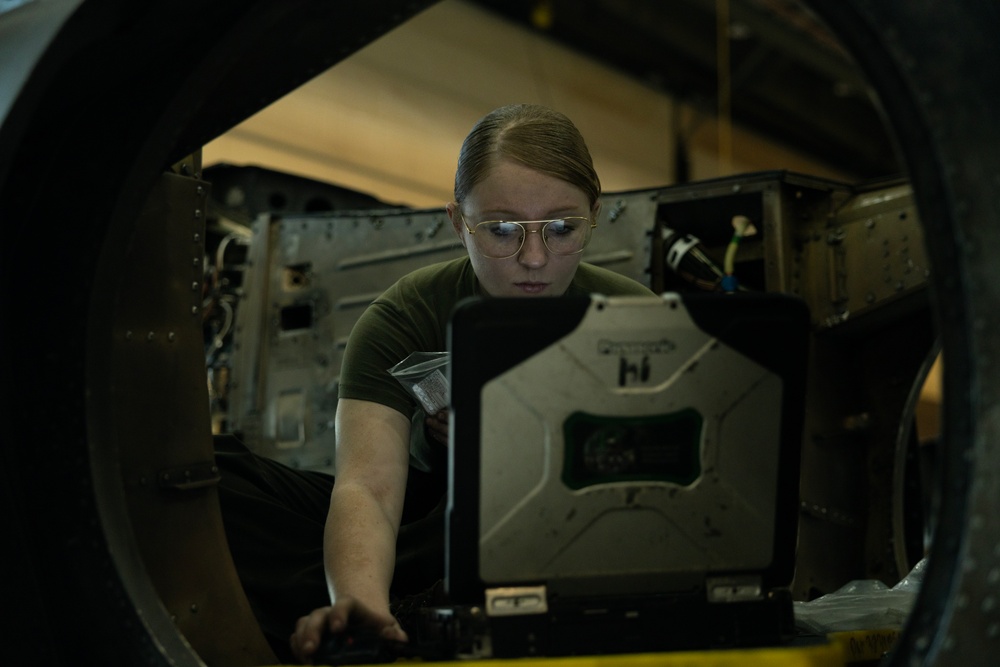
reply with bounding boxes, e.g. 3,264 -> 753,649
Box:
518,229 -> 549,267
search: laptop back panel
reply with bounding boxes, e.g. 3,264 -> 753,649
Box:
444,291 -> 809,654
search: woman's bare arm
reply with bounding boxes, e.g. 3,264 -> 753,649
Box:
290,398 -> 410,662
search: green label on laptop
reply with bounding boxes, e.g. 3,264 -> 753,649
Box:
562,409 -> 703,489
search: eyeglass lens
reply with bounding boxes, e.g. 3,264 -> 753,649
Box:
474,218 -> 591,258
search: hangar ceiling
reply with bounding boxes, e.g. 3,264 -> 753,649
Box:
467,0 -> 900,180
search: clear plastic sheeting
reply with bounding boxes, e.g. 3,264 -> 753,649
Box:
388,351 -> 450,414
794,558 -> 927,634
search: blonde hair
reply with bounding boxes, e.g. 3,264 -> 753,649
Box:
454,104 -> 601,208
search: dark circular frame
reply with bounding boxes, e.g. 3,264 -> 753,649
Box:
1,1 -> 998,665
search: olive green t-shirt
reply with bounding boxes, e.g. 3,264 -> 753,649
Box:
337,256 -> 655,469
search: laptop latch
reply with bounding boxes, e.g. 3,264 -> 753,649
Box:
706,575 -> 764,603
485,585 -> 549,617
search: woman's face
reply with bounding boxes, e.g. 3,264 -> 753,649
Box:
447,158 -> 595,297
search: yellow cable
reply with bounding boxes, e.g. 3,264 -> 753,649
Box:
724,215 -> 752,275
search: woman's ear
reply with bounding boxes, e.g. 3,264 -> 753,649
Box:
446,202 -> 467,247
591,200 -> 602,221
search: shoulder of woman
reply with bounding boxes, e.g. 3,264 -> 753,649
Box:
385,257 -> 472,299
363,257 -> 472,345
573,262 -> 655,296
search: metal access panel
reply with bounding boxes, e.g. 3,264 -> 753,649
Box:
228,199 -> 656,473
802,180 -> 928,330
653,171 -> 928,331
653,171 -> 854,300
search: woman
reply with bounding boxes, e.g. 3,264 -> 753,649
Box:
222,103 -> 654,663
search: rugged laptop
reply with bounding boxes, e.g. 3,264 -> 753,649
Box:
441,291 -> 810,658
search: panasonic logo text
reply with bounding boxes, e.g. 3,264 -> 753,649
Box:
598,339 -> 677,355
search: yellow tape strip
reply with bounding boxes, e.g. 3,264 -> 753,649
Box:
278,641 -> 847,667
828,629 -> 900,663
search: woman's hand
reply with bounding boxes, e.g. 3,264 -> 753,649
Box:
289,597 -> 408,664
425,409 -> 449,445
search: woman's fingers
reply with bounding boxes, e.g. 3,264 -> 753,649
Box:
289,598 -> 409,663
290,605 -> 335,663
425,409 -> 449,445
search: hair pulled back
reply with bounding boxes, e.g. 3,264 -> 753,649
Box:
453,104 -> 601,208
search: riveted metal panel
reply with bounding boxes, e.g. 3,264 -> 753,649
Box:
112,170 -> 276,665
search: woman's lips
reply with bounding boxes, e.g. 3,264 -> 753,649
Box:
515,281 -> 549,294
